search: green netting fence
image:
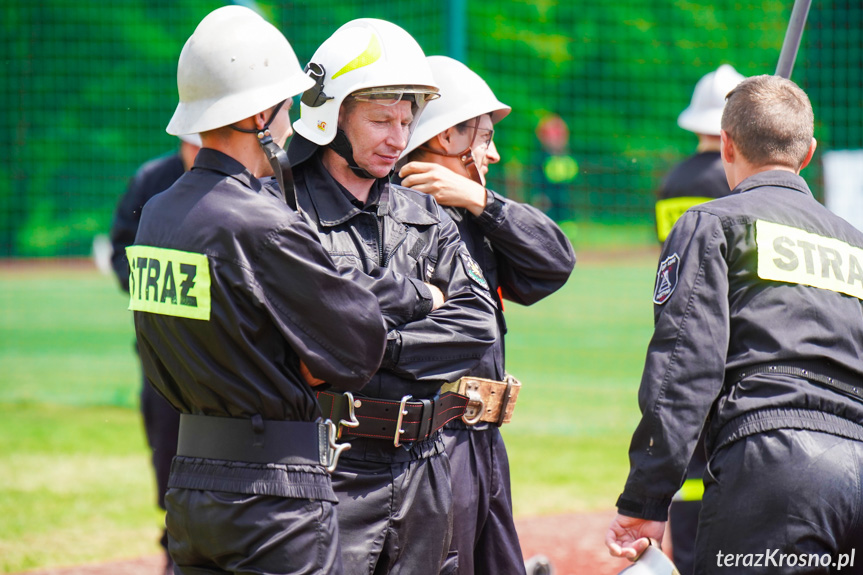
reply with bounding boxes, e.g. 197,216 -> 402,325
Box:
2,0 -> 861,257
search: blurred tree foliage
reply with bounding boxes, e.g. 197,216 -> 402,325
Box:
2,0 -> 858,256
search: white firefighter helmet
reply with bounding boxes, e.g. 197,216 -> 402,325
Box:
293,18 -> 439,146
677,64 -> 745,136
617,545 -> 680,575
166,5 -> 314,136
400,56 -> 510,158
178,133 -> 202,147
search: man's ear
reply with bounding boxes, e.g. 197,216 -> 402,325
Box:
720,129 -> 735,164
253,110 -> 269,131
436,127 -> 459,154
798,138 -> 817,172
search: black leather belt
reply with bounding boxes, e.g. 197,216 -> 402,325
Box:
728,361 -> 863,404
316,391 -> 469,447
177,414 -> 345,471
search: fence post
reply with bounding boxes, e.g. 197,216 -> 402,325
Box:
446,0 -> 467,62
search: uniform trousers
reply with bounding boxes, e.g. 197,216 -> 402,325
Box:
332,434 -> 453,575
166,488 -> 341,574
668,433 -> 708,575
695,428 -> 863,574
441,424 -> 525,575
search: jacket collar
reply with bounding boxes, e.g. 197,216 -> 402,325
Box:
299,151 -> 388,227
293,139 -> 442,228
287,133 -> 318,168
193,148 -> 265,194
734,169 -> 812,198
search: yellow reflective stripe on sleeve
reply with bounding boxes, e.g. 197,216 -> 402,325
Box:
655,197 -> 714,242
756,220 -> 863,301
672,478 -> 705,502
331,33 -> 382,80
126,246 -> 211,320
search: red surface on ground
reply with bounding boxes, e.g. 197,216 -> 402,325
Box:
16,511 -> 632,575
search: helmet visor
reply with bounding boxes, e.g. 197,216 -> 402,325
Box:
350,86 -> 440,107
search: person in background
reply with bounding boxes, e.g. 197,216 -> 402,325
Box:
108,132 -> 200,575
653,63 -> 744,575
398,56 -> 575,575
655,64 -> 745,243
534,113 -> 578,223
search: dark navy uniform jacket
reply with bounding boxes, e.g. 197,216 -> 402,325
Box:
290,141 -> 497,406
133,149 -> 429,501
441,190 -> 575,382
659,151 -> 729,203
111,152 -> 185,292
619,170 -> 863,521
655,151 -> 731,243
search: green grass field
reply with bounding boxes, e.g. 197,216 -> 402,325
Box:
0,246 -> 658,573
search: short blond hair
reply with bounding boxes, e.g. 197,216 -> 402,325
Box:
721,75 -> 813,169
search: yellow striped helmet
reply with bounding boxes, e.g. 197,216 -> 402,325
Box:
293,18 -> 439,146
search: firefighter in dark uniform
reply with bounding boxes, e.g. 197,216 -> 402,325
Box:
654,63 -> 744,575
109,133 -> 200,574
130,8 -> 435,574
656,64 -> 745,242
398,56 -> 575,575
607,74 -> 863,574
288,19 -> 497,575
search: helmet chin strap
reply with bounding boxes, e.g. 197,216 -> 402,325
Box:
418,143 -> 483,185
231,100 -> 301,211
329,129 -> 377,180
418,122 -> 483,185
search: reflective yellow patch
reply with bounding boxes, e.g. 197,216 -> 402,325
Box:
126,246 -> 211,320
331,33 -> 382,80
673,478 -> 704,502
756,220 -> 863,300
655,197 -> 713,242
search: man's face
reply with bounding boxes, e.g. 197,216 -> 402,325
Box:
470,114 -> 499,184
340,99 -> 413,179
269,99 -> 294,149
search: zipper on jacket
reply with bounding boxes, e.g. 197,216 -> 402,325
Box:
375,216 -> 385,267
376,188 -> 389,267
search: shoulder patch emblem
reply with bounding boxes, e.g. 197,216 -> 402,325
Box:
460,251 -> 489,290
653,253 -> 680,305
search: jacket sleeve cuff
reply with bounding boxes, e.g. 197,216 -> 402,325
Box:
473,189 -> 506,233
615,493 -> 672,522
380,331 -> 402,370
408,278 -> 434,320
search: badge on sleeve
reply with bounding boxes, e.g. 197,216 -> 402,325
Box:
460,251 -> 489,290
653,253 -> 680,305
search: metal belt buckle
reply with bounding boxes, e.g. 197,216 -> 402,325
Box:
393,394 -> 412,447
462,389 -> 485,425
459,378 -> 485,425
337,391 -> 360,439
324,419 -> 351,473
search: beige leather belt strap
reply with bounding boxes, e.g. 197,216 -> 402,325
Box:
441,373 -> 522,426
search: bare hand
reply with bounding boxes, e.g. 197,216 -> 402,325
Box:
425,283 -> 445,311
605,514 -> 666,561
399,161 -> 487,216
